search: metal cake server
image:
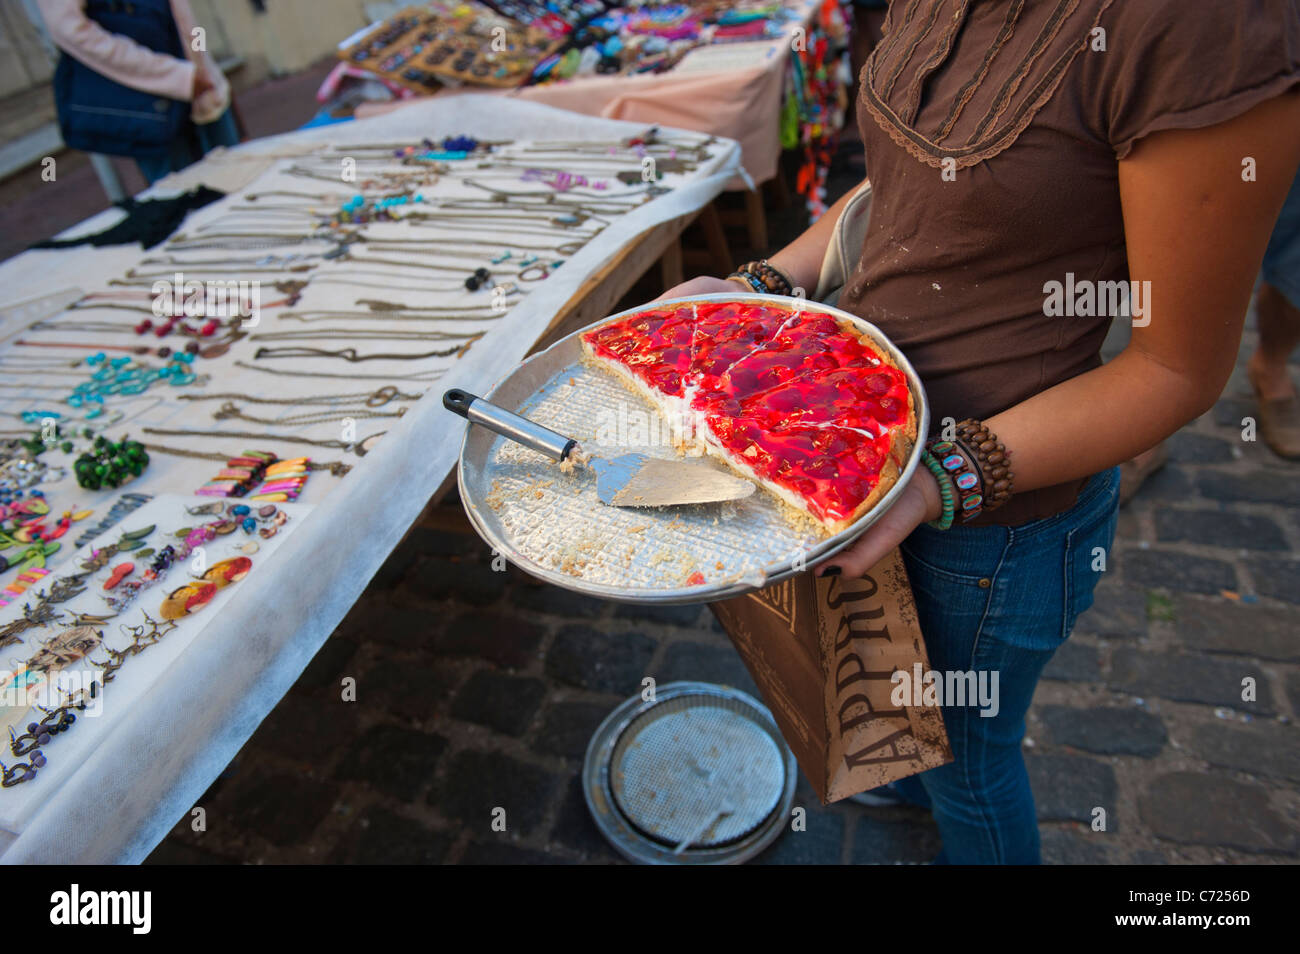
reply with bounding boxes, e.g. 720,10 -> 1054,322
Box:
443,389 -> 756,508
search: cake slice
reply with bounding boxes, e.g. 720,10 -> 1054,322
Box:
579,300 -> 917,534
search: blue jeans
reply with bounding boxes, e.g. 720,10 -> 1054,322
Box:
890,466 -> 1120,864
136,108 -> 240,184
1261,167 -> 1300,310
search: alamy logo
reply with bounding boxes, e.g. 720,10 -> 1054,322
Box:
891,663 -> 1001,718
1043,272 -> 1151,326
151,272 -> 260,326
49,884 -> 150,934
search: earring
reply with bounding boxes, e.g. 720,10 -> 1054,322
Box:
159,581 -> 217,621
9,724 -> 48,756
1,760 -> 39,787
202,557 -> 251,589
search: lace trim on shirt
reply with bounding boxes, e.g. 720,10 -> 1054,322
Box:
861,0 -> 1116,170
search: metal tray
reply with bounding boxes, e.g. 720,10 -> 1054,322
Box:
455,293 -> 929,604
582,682 -> 796,865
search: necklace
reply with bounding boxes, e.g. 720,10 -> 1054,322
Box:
249,328 -> 479,342
143,442 -> 352,476
179,386 -> 419,407
137,252 -> 320,268
363,236 -> 580,255
324,253 -> 526,278
305,274 -> 514,294
253,340 -> 478,362
213,403 -> 405,427
276,306 -> 509,323
232,359 -> 443,382
143,425 -> 384,456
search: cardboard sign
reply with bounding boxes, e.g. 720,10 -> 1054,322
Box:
710,547 -> 952,803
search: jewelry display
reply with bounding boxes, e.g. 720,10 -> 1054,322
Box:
252,342 -> 480,362
231,360 -> 443,383
178,385 -> 419,407
142,425 -> 382,456
73,437 -> 149,491
248,328 -> 480,342
196,450 -> 276,498
0,600 -> 64,651
72,494 -> 152,548
103,511 -> 254,614
251,459 -> 310,502
142,443 -> 351,477
0,119 -> 721,806
211,403 -> 404,428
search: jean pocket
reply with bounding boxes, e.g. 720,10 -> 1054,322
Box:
1062,501 -> 1119,638
900,529 -> 1005,647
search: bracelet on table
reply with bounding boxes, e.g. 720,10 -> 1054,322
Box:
954,418 -> 1014,513
728,259 -> 795,296
921,450 -> 956,530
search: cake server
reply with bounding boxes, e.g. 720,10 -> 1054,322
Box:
443,389 -> 757,508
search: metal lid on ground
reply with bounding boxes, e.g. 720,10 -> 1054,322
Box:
583,681 -> 796,864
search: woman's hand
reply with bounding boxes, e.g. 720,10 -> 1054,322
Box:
654,275 -> 747,302
191,64 -> 215,101
814,465 -> 944,578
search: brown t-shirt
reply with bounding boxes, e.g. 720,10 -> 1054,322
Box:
838,0 -> 1300,525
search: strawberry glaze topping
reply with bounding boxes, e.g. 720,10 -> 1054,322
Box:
582,301 -> 911,524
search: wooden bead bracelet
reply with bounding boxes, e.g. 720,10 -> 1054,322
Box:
954,418 -> 1014,513
922,418 -> 1015,525
728,259 -> 795,296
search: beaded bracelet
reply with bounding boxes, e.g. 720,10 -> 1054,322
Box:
954,418 -> 1014,513
728,270 -> 768,294
728,259 -> 795,296
921,451 -> 956,530
927,438 -> 985,521
73,437 -> 149,491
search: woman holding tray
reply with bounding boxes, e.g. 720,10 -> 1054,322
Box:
660,0 -> 1300,863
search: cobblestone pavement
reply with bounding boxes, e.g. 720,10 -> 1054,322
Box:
148,145 -> 1299,865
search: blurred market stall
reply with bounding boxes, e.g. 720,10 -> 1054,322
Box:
324,0 -> 853,230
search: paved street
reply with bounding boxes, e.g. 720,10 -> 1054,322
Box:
146,297 -> 1299,866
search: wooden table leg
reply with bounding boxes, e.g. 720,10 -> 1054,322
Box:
660,236 -> 683,289
744,187 -> 768,251
700,201 -> 732,275
769,169 -> 793,210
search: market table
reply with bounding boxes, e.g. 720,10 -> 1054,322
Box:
350,0 -> 846,244
0,95 -> 739,863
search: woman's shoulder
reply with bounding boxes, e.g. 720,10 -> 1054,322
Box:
1084,0 -> 1300,158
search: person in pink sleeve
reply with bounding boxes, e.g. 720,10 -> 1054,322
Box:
38,0 -> 238,183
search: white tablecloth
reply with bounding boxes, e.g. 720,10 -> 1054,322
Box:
0,95 -> 739,863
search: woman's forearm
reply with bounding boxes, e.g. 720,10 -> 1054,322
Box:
991,91 -> 1300,496
985,345 -> 1224,494
766,177 -> 868,291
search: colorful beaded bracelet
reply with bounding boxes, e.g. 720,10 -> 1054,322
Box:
73,437 -> 149,491
728,259 -> 795,296
729,270 -> 768,294
928,438 -> 985,521
921,450 -> 956,531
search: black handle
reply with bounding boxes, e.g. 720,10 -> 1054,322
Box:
442,388 -> 477,418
